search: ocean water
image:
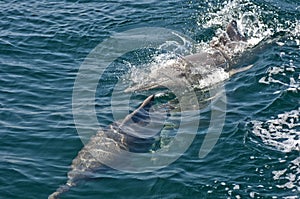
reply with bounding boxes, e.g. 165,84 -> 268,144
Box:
0,0 -> 299,199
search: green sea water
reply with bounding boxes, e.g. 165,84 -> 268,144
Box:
0,0 -> 299,198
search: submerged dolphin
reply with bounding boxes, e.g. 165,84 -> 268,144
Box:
48,95 -> 161,199
125,20 -> 252,92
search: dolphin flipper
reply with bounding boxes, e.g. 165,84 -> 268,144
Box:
228,64 -> 253,76
120,94 -> 155,127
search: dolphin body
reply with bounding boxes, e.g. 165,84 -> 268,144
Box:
49,20 -> 251,199
125,20 -> 252,92
48,95 -> 161,199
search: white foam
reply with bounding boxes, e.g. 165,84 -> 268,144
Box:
233,184 -> 240,190
193,67 -> 229,89
197,0 -> 270,47
250,192 -> 256,198
129,53 -> 180,83
272,157 -> 300,193
251,109 -> 300,193
258,63 -> 300,93
251,108 -> 300,153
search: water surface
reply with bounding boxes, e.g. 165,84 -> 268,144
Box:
0,0 -> 299,198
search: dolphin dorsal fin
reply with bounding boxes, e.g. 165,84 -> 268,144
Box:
226,20 -> 247,42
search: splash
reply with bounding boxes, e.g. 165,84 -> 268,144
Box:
126,53 -> 186,89
250,109 -> 300,194
251,108 -> 300,153
258,49 -> 300,94
123,30 -> 195,92
272,157 -> 300,193
197,0 -> 300,48
197,0 -> 270,46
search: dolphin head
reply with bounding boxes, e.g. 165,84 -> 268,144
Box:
125,20 -> 250,93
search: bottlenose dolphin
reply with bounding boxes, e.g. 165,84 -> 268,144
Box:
49,20 -> 251,199
48,95 -> 161,199
125,20 -> 252,92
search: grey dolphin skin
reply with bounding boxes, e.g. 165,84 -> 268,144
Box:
125,20 -> 252,92
49,20 -> 251,199
48,95 -> 157,199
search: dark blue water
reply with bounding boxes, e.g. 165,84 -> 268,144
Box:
0,0 -> 299,198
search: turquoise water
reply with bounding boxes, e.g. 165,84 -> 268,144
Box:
0,0 -> 299,198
